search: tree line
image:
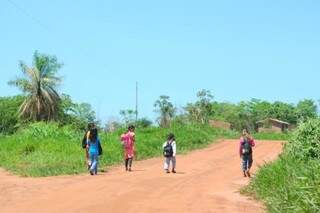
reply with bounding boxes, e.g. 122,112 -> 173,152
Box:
0,51 -> 318,135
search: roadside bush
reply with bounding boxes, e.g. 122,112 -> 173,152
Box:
245,118 -> 320,212
18,122 -> 79,141
286,119 -> 320,160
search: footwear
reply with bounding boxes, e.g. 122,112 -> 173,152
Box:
90,170 -> 94,176
243,171 -> 247,177
125,167 -> 128,172
128,168 -> 132,172
246,171 -> 251,178
172,169 -> 176,174
165,169 -> 170,174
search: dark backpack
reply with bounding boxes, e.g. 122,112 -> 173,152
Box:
98,141 -> 103,156
81,131 -> 88,149
242,139 -> 252,155
163,142 -> 173,157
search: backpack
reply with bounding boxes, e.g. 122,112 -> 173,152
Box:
163,142 -> 173,157
81,131 -> 88,149
98,141 -> 103,156
242,138 -> 252,155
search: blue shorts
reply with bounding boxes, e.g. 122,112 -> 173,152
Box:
242,154 -> 253,171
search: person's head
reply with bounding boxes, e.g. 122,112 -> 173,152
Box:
89,128 -> 98,142
242,128 -> 250,137
87,123 -> 95,131
128,125 -> 135,132
167,133 -> 175,142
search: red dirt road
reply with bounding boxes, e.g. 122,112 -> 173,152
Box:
0,140 -> 283,213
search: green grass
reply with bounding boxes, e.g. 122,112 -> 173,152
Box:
243,156 -> 320,213
253,132 -> 290,141
0,122 -> 237,177
243,119 -> 320,212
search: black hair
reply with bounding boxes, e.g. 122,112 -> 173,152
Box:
128,125 -> 135,131
243,128 -> 250,135
87,123 -> 95,131
167,133 -> 175,141
89,128 -> 98,142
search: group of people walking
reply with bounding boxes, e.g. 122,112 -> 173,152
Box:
82,123 -> 255,177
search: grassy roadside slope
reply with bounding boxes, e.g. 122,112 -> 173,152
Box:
0,122 -> 237,177
243,119 -> 320,213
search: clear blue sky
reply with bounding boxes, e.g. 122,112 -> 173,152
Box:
1,0 -> 319,122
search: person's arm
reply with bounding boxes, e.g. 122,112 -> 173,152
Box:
86,139 -> 90,149
162,141 -> 167,148
250,138 -> 255,147
86,131 -> 90,149
239,138 -> 243,157
172,141 -> 177,157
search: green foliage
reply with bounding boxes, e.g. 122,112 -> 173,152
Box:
154,95 -> 176,127
119,109 -> 137,126
286,119 -> 320,160
253,132 -> 290,141
0,96 -> 24,134
0,122 -> 235,177
211,99 -> 318,132
185,89 -> 214,124
57,94 -> 97,131
18,122 -> 79,140
244,119 -> 320,212
296,99 -> 318,122
136,117 -> 153,128
244,157 -> 320,213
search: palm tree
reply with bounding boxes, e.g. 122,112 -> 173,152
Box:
8,51 -> 63,121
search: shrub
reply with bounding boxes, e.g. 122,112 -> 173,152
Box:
18,122 -> 79,141
286,119 -> 320,160
244,118 -> 320,212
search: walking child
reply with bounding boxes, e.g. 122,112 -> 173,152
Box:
239,129 -> 255,178
163,133 -> 177,174
87,128 -> 101,175
120,125 -> 136,172
82,123 -> 94,169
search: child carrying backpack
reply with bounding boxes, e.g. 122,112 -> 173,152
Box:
239,129 -> 255,178
163,133 -> 176,174
86,128 -> 102,175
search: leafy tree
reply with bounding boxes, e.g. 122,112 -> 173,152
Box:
186,90 -> 214,124
136,117 -> 153,128
270,101 -> 297,124
8,51 -> 62,121
57,94 -> 97,130
120,109 -> 137,126
154,95 -> 176,127
295,99 -> 318,122
0,96 -> 24,134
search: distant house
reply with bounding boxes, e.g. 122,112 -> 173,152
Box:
209,120 -> 231,130
256,118 -> 290,133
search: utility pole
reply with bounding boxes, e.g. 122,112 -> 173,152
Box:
135,81 -> 138,123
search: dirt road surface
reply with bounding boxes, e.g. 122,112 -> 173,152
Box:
0,139 -> 283,213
